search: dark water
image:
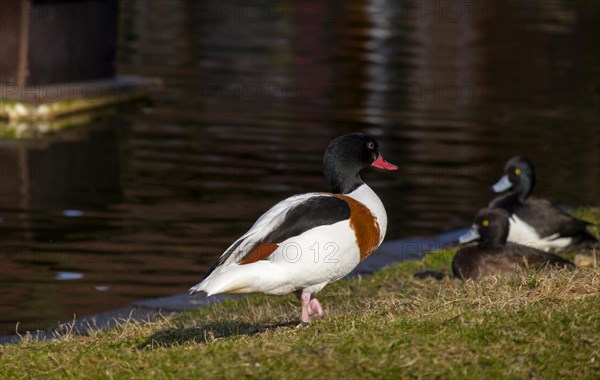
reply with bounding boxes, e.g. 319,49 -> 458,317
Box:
1,0 -> 599,335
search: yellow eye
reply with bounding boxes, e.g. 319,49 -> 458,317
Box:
482,219 -> 490,227
515,168 -> 521,176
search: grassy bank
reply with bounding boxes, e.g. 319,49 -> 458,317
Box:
1,208 -> 599,379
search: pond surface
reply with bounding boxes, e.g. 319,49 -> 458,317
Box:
1,0 -> 599,335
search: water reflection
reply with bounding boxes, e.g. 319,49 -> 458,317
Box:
1,0 -> 598,335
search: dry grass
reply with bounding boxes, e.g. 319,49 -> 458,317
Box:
1,207 -> 599,379
1,258 -> 598,379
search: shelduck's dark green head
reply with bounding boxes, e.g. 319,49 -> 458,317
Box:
323,133 -> 397,194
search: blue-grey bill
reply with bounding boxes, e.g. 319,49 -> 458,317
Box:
491,175 -> 512,192
459,228 -> 481,244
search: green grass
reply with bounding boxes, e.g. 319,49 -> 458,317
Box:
1,209 -> 599,380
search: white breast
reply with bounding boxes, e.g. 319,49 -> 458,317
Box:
345,184 -> 388,242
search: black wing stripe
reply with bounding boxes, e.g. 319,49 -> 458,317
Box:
263,196 -> 350,243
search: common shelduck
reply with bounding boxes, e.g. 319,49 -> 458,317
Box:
189,133 -> 397,325
489,156 -> 598,252
454,208 -> 572,280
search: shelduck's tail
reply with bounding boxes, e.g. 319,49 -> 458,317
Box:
189,261 -> 276,296
188,282 -> 208,296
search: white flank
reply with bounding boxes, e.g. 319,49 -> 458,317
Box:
507,214 -> 572,252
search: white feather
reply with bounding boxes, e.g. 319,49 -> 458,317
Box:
195,221 -> 359,295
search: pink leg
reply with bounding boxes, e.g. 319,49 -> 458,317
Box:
308,295 -> 323,317
296,291 -> 324,327
297,291 -> 311,326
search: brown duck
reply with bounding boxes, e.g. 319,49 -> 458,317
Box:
453,208 -> 573,280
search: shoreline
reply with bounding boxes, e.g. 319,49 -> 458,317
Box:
0,228 -> 466,345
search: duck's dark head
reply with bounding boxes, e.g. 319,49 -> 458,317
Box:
459,208 -> 510,247
323,133 -> 397,194
491,156 -> 536,201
